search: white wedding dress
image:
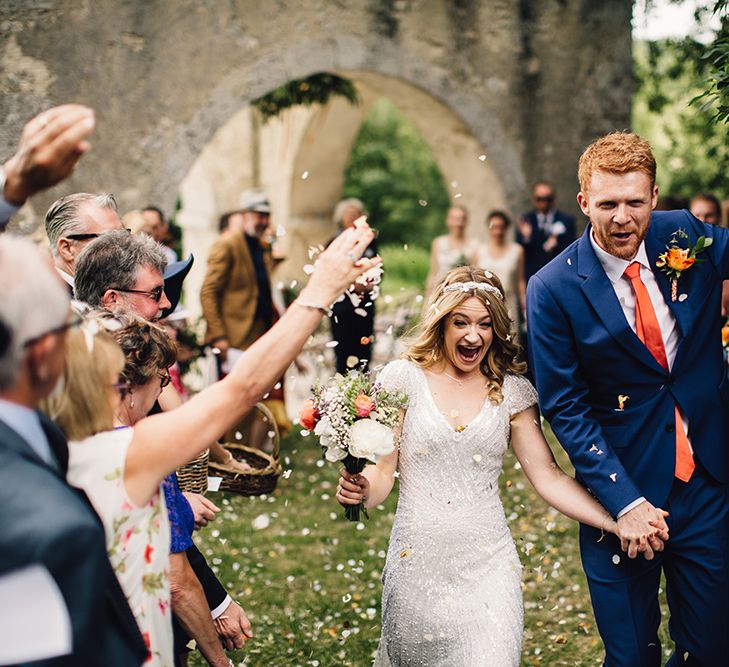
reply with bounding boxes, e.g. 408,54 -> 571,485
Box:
373,359 -> 538,667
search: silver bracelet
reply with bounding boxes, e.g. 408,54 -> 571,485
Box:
293,298 -> 331,317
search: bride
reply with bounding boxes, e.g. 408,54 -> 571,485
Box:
336,266 -> 668,666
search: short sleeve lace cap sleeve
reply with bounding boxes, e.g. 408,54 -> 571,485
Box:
503,373 -> 538,417
376,359 -> 412,397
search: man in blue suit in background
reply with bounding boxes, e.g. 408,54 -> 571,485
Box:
528,132 -> 729,666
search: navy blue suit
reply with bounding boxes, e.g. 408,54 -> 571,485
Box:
516,209 -> 576,282
527,210 -> 729,666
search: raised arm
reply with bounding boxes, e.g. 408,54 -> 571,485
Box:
126,225 -> 380,502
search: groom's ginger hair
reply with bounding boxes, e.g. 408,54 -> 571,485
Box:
578,132 -> 656,194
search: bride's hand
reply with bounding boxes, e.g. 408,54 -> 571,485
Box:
336,468 -> 369,507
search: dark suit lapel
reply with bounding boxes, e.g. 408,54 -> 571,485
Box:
576,229 -> 667,373
38,410 -> 69,476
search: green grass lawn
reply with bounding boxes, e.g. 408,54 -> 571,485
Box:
190,427 -> 670,666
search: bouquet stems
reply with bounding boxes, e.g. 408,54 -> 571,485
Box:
342,454 -> 369,522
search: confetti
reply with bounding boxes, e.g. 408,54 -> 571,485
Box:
617,394 -> 629,411
418,199 -> 428,207
303,264 -> 315,275
678,294 -> 688,302
567,258 -> 572,266
354,308 -> 368,317
478,154 -> 486,161
473,454 -> 483,463
612,554 -> 621,565
403,244 -> 409,251
346,355 -> 360,368
454,193 -> 462,199
360,336 -> 370,345
301,170 -> 309,180
251,514 -> 270,530
342,593 -> 351,603
282,469 -> 292,479
609,473 -> 617,482
400,548 -> 412,558
325,340 -> 339,348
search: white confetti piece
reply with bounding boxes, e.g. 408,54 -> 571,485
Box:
325,340 -> 339,348
303,264 -> 315,275
386,325 -> 394,335
454,193 -> 462,199
354,308 -> 368,317
282,469 -> 292,479
478,154 -> 486,161
342,593 -> 351,603
252,513 -> 270,530
346,355 -> 359,368
451,180 -> 459,188
612,554 -> 621,565
393,471 -> 400,478
589,444 -> 598,452
234,431 -> 243,441
473,454 -> 483,463
418,199 -> 428,206
301,170 -> 309,180
609,473 -> 617,482
403,243 -> 409,251
678,293 -> 688,302
567,258 -> 572,266
290,280 -> 297,289
356,522 -> 365,531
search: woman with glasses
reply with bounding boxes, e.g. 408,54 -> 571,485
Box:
42,222 -> 380,666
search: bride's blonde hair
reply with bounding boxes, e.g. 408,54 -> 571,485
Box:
405,266 -> 525,403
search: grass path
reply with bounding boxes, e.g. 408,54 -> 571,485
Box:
190,427 -> 669,666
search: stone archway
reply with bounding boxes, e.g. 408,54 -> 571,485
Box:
177,70 -> 509,313
1,0 -> 633,244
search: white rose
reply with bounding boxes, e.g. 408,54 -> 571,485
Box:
348,418 -> 395,463
325,445 -> 347,462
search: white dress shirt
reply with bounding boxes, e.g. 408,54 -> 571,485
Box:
589,231 -> 687,517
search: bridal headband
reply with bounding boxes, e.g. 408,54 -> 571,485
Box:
443,281 -> 504,300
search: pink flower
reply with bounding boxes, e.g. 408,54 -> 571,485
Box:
354,393 -> 376,418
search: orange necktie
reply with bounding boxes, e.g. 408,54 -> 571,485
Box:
623,262 -> 695,482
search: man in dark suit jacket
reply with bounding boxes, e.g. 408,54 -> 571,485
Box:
516,180 -> 576,282
528,133 -> 729,665
0,236 -> 146,666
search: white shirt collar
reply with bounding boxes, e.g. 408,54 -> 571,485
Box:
589,229 -> 651,286
56,267 -> 74,288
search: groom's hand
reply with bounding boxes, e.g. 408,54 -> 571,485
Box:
617,501 -> 669,560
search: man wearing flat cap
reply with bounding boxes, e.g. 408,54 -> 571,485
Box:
201,190 -> 275,365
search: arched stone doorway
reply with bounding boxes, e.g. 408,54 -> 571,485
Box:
177,70 -> 508,314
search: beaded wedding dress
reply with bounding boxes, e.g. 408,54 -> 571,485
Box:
373,359 -> 538,667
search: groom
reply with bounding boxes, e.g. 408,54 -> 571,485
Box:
527,132 -> 729,665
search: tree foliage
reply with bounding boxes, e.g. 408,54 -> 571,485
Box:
342,99 -> 450,247
633,2 -> 729,200
691,1 -> 729,124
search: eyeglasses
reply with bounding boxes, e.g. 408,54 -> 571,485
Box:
111,380 -> 132,399
23,313 -> 83,348
158,372 -> 171,389
534,195 -> 554,203
65,233 -> 100,241
114,285 -> 166,302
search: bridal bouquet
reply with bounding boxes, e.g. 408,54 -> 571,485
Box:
299,370 -> 408,522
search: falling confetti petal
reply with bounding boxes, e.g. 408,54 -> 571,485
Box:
342,593 -> 352,603
454,193 -> 462,199
399,548 -> 412,558
252,513 -> 270,530
617,394 -> 629,411
473,454 -> 483,463
325,340 -> 339,348
567,258 -> 572,266
678,294 -> 688,302
609,473 -> 617,482
403,244 -> 409,251
301,170 -> 309,180
346,355 -> 360,368
303,264 -> 315,275
360,336 -> 370,345
478,154 -> 486,161
612,554 -> 621,565
418,199 -> 428,207
282,469 -> 292,479
354,308 -> 368,317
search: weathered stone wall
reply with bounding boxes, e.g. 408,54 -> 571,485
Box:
1,0 -> 633,240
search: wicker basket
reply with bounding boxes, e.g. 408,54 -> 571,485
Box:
208,402 -> 282,496
177,448 -> 209,494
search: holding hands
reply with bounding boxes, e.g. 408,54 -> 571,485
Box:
616,500 -> 670,560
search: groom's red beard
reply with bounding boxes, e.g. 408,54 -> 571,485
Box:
593,223 -> 649,261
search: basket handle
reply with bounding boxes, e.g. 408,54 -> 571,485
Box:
253,401 -> 280,460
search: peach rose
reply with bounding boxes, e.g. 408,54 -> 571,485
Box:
354,393 -> 376,418
298,398 -> 319,430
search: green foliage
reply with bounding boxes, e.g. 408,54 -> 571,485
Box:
253,73 -> 359,122
378,243 -> 430,296
691,1 -> 729,124
342,99 -> 451,248
633,30 -> 729,200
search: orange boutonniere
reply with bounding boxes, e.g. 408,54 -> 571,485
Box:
655,228 -> 712,301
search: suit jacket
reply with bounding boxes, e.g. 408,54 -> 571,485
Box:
0,413 -> 147,667
527,210 -> 729,518
200,231 -> 273,348
517,209 -> 576,281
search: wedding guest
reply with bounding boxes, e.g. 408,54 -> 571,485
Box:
0,236 -> 146,666
44,192 -> 122,289
46,222 -> 378,665
690,194 -> 729,316
690,192 -> 722,226
1,104 -> 96,229
124,209 -> 156,236
328,198 -> 379,373
425,205 -> 479,295
74,229 -> 246,658
474,210 -> 526,322
143,206 -> 178,264
516,181 -> 576,283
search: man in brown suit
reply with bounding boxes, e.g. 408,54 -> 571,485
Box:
201,190 -> 274,365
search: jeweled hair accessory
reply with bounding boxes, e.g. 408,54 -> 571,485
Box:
442,281 -> 503,300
